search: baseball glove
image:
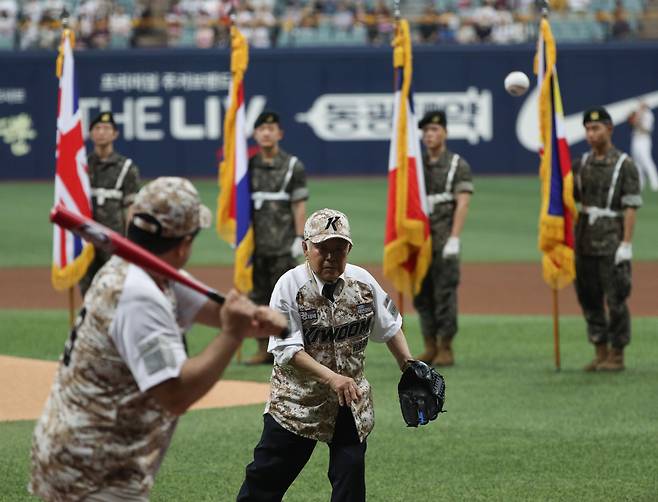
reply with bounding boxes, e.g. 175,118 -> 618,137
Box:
398,360 -> 446,427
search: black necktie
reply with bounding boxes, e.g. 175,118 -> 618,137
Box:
322,282 -> 337,302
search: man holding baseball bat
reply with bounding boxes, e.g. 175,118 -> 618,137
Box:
29,177 -> 287,502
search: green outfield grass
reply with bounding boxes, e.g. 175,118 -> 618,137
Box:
2,311 -> 657,501
1,177 -> 657,267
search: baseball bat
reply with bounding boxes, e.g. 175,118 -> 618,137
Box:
50,205 -> 289,337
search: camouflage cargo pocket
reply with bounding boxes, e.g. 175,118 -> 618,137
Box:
438,257 -> 460,289
612,261 -> 632,302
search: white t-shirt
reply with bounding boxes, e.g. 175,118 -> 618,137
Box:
110,264 -> 207,392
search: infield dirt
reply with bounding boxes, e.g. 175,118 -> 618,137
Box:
2,262 -> 656,421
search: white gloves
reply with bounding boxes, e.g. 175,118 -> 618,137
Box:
614,242 -> 632,265
442,236 -> 460,259
290,236 -> 304,258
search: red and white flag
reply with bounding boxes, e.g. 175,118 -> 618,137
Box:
51,31 -> 94,290
383,19 -> 432,297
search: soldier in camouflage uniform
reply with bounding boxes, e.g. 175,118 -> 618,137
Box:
413,111 -> 474,367
573,107 -> 642,372
246,110 -> 309,365
237,209 -> 415,502
30,177 -> 285,502
79,111 -> 141,296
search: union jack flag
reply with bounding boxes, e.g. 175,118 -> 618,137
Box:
51,31 -> 94,290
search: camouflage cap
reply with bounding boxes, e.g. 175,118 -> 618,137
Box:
304,208 -> 353,245
130,177 -> 211,238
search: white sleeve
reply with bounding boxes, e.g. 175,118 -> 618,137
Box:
267,272 -> 305,363
172,273 -> 208,331
367,273 -> 403,343
111,293 -> 188,392
642,110 -> 654,132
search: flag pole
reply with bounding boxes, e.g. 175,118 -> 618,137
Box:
552,286 -> 560,371
60,8 -> 77,329
225,2 -> 243,363
393,0 -> 405,319
68,288 -> 76,326
540,0 -> 560,371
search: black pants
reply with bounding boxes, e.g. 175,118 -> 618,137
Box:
237,408 -> 367,502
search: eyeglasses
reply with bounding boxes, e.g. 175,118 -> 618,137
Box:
311,241 -> 351,257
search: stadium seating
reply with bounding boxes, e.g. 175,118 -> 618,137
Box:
4,0 -> 655,50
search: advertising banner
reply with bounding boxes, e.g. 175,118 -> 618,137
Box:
1,44 -> 657,179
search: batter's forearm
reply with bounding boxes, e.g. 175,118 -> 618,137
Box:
194,300 -> 223,328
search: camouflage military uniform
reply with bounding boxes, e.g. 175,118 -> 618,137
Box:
573,147 -> 642,348
79,151 -> 140,295
249,148 -> 308,306
237,261 -> 402,501
413,149 -> 474,342
30,257 -> 204,501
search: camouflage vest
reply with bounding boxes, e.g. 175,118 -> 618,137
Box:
267,267 -> 376,443
30,257 -> 178,501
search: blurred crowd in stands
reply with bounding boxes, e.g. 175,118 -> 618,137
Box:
0,0 -> 654,51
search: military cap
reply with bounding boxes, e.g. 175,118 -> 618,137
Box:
583,106 -> 612,126
304,208 -> 353,245
254,111 -> 280,129
130,177 -> 211,239
89,111 -> 117,131
418,110 -> 447,129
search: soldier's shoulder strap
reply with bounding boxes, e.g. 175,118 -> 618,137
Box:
280,155 -> 298,192
445,153 -> 460,193
606,152 -> 628,210
114,158 -> 133,191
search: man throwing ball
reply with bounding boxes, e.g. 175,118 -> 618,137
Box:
237,208 -> 415,502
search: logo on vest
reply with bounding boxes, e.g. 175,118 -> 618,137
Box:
303,317 -> 374,345
299,309 -> 318,322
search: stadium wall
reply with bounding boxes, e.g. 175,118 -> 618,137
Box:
1,43 -> 657,180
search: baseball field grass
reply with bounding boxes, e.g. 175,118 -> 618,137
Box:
1,177 -> 657,501
1,177 -> 658,267
2,311 -> 658,501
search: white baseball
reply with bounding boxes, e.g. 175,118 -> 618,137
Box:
504,71 -> 530,97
